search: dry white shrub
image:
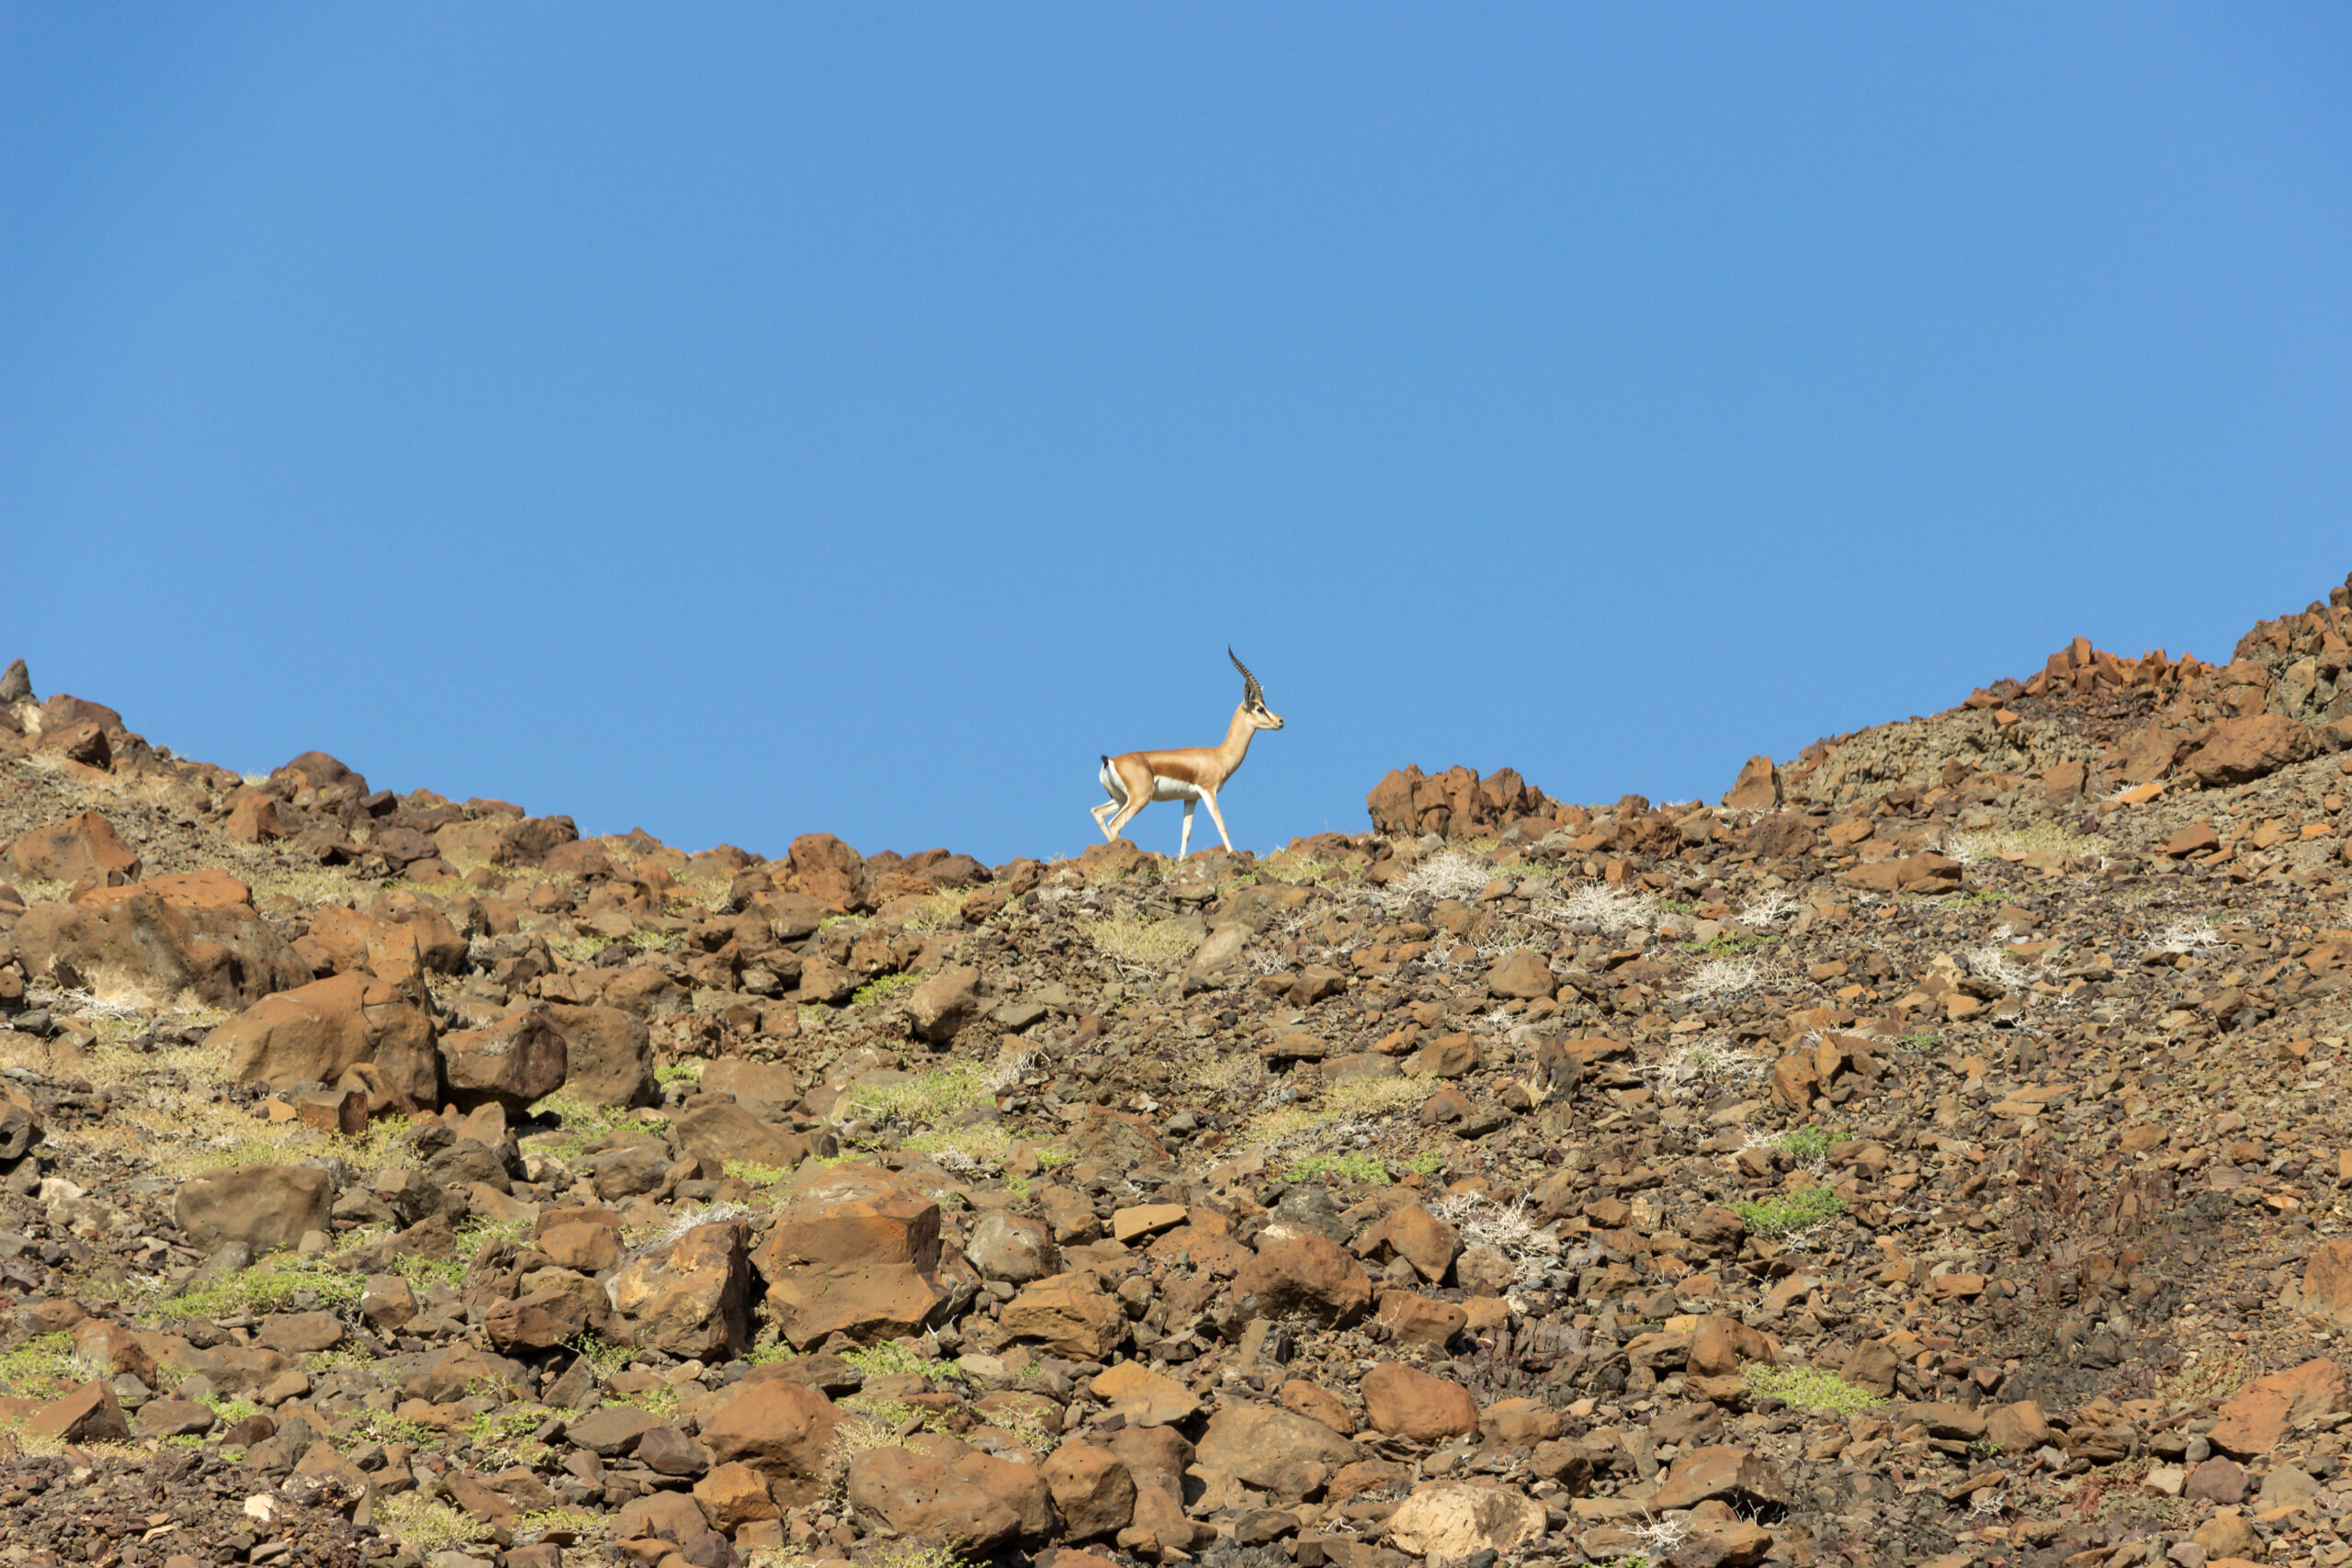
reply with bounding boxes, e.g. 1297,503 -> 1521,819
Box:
1428,1191 -> 1565,1286
2152,918 -> 2222,955
1384,851 -> 1496,906
1540,880 -> 1657,933
1680,956 -> 1761,1003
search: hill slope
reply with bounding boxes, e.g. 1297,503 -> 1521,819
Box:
0,577 -> 2350,1568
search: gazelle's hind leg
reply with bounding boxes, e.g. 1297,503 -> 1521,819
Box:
1104,757 -> 1157,840
1091,796 -> 1121,840
1179,800 -> 1195,860
1201,789 -> 1235,852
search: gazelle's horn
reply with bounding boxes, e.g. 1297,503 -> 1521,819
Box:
1228,647 -> 1264,705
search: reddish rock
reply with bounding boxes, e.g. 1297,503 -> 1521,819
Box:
438,1009 -> 568,1111
699,1381 -> 844,1506
845,1446 -> 1021,1551
2186,713 -> 2318,786
175,1165 -> 333,1253
14,886 -> 306,1008
212,972 -> 438,1107
1724,755 -> 1781,810
752,1164 -> 954,1348
1234,1234 -> 1373,1327
4,811 -> 140,884
1361,1362 -> 1478,1441
1041,1441 -> 1136,1540
606,1220 -> 752,1360
1653,1445 -> 1791,1512
1001,1272 -> 1128,1359
2211,1358 -> 2349,1457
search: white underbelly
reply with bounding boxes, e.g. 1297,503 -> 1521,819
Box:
1099,763 -> 1202,804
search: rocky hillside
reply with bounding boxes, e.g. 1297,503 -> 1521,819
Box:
2,577 -> 2352,1568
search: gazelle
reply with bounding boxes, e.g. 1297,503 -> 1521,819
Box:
1092,649 -> 1284,859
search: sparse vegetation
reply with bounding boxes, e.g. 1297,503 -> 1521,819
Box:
1077,914 -> 1203,967
842,1341 -> 960,1382
852,971 -> 922,1007
1741,1362 -> 1885,1414
1283,1151 -> 1390,1185
835,1063 -> 993,1128
156,1257 -> 364,1319
1734,1185 -> 1846,1235
1771,1125 -> 1834,1165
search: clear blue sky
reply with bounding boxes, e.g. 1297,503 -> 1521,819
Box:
7,6 -> 2349,864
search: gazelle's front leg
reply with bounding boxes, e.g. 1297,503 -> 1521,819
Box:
1200,789 -> 1234,852
1179,800 -> 1195,860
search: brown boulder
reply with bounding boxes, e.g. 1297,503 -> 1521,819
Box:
4,811 -> 139,884
1724,755 -> 1781,810
1385,1483 -> 1547,1560
211,972 -> 438,1107
1484,949 -> 1555,1000
1361,1362 -> 1477,1440
2186,713 -> 2318,787
1653,1445 -> 1790,1512
540,1004 -> 657,1108
699,1381 -> 843,1506
1042,1441 -> 1136,1540
693,1461 -> 781,1531
845,1445 -> 1020,1552
14,887 -> 306,1008
439,1009 -> 568,1111
2211,1358 -> 2349,1458
28,1381 -> 129,1444
1352,1204 -> 1462,1283
607,1220 -> 752,1360
486,1289 -> 594,1353
1234,1234 -> 1372,1327
2302,1238 -> 2352,1329
1194,1401 -> 1360,1502
904,966 -> 982,1043
1001,1272 -> 1128,1359
783,833 -> 868,911
175,1165 -> 333,1253
752,1165 -> 952,1348
676,1100 -> 809,1175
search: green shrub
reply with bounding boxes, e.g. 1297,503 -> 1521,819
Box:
842,1341 -> 959,1382
1283,1152 -> 1390,1186
1772,1126 -> 1833,1163
157,1258 -> 363,1320
852,972 -> 922,1008
1734,1186 -> 1846,1235
1741,1362 -> 1885,1414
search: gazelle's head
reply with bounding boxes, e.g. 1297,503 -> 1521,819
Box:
1229,648 -> 1284,730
